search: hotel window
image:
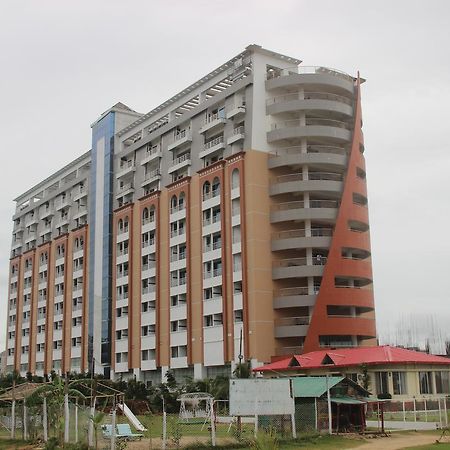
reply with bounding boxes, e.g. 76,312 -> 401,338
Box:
419,371 -> 433,394
392,371 -> 408,395
375,371 -> 389,395
435,371 -> 450,394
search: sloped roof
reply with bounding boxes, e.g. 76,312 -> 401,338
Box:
0,382 -> 41,401
254,346 -> 450,372
291,376 -> 344,397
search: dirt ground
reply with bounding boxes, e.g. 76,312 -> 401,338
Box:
351,431 -> 447,450
124,431 -> 448,450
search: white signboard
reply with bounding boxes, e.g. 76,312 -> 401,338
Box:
229,379 -> 295,416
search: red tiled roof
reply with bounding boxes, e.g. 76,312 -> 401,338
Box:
253,346 -> 450,372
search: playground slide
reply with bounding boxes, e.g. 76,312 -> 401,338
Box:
117,403 -> 147,432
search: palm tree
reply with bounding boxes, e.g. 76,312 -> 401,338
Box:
90,411 -> 106,450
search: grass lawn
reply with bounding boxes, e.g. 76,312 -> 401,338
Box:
0,438 -> 34,449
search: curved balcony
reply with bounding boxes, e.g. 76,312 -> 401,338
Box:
268,145 -> 347,170
271,200 -> 338,224
274,316 -> 310,338
266,92 -> 353,117
270,172 -> 343,196
268,118 -> 352,143
273,287 -> 317,309
273,257 -> 326,280
272,228 -> 332,251
266,66 -> 355,95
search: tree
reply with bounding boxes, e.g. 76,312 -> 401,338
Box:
359,364 -> 371,391
28,375 -> 85,443
233,361 -> 251,378
90,411 -> 106,450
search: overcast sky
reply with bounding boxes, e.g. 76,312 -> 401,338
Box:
1,0 -> 449,352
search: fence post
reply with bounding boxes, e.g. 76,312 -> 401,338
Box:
210,398 -> 216,447
413,398 -> 417,422
111,396 -> 116,450
64,393 -> 70,443
438,397 -> 442,427
424,399 -> 428,422
23,404 -> 28,440
43,396 -> 48,442
11,400 -> 15,439
444,397 -> 448,426
75,399 -> 78,443
291,412 -> 297,439
161,396 -> 167,450
326,374 -> 332,435
403,401 -> 406,422
254,415 -> 258,438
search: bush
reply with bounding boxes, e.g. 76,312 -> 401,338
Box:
377,392 -> 392,400
44,437 -> 59,450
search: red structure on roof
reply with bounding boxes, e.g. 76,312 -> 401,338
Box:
253,346 -> 450,373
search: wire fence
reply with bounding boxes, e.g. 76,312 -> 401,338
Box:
1,396 -> 450,448
366,397 -> 450,426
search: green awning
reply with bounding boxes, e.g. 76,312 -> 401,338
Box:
330,396 -> 367,405
291,376 -> 344,398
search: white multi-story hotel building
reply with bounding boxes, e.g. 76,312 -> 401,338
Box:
5,45 -> 376,382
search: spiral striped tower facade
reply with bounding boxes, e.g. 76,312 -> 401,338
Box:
267,68 -> 376,355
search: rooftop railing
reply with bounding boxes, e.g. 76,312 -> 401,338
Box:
266,65 -> 353,82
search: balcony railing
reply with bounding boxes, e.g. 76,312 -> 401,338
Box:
170,277 -> 187,287
203,241 -> 222,253
204,135 -> 224,150
203,214 -> 221,227
142,215 -> 155,226
267,91 -> 352,106
274,287 -> 313,297
119,160 -> 135,170
203,268 -> 222,279
170,229 -> 185,238
271,171 -> 343,184
275,316 -> 310,326
271,117 -> 351,131
142,261 -> 156,271
117,183 -> 134,194
143,169 -> 161,181
270,145 -> 347,158
273,257 -> 327,268
142,285 -> 156,295
174,129 -> 189,141
271,200 -> 339,212
170,203 -> 186,214
233,125 -> 245,135
272,228 -> 333,240
203,188 -> 220,201
171,153 -> 191,166
170,252 -> 186,262
142,238 -> 155,248
205,112 -> 224,124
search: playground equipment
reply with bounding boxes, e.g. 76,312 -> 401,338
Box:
117,402 -> 147,431
177,392 -> 216,446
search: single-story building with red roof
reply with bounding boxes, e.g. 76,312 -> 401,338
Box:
253,346 -> 450,400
